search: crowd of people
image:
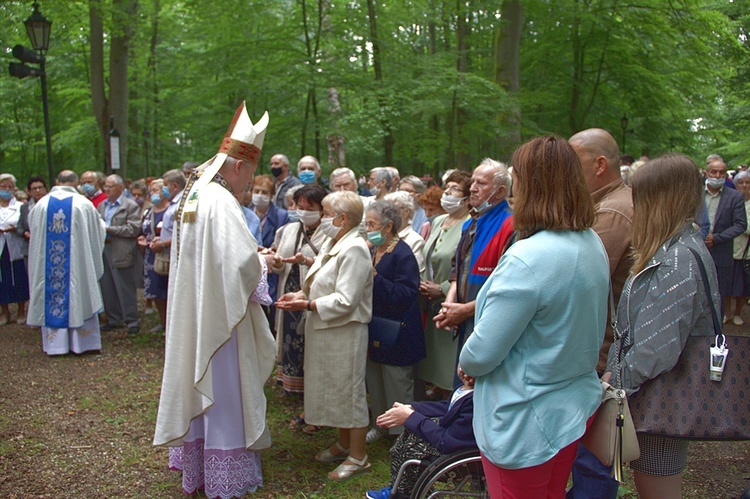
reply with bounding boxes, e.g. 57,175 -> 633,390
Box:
5,102 -> 748,499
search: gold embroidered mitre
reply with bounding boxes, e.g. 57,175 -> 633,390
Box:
182,102 -> 269,222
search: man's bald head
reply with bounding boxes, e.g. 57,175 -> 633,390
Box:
57,170 -> 78,186
569,128 -> 622,192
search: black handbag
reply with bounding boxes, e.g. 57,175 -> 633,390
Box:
368,316 -> 402,348
628,247 -> 750,440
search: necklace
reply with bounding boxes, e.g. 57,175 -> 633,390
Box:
372,236 -> 399,267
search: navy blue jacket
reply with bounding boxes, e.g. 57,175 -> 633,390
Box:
405,392 -> 476,454
709,187 -> 747,267
369,239 -> 426,366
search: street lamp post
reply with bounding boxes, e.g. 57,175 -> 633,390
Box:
8,2 -> 53,185
620,114 -> 634,154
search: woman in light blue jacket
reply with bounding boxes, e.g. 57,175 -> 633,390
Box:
460,136 -> 609,498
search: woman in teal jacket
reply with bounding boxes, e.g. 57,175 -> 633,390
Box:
460,136 -> 609,498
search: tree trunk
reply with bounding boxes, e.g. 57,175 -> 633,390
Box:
89,0 -> 108,172
109,0 -> 134,177
454,0 -> 470,170
495,0 -> 523,161
326,87 -> 345,167
366,0 -> 393,164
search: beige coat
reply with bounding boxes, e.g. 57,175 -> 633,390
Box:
272,221 -> 328,361
302,227 -> 373,428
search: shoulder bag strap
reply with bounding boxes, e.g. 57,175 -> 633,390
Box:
299,221 -> 320,255
687,246 -> 724,344
743,235 -> 750,261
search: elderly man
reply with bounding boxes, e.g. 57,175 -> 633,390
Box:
97,174 -> 141,335
385,166 -> 400,193
434,159 -> 514,358
154,103 -> 275,498
151,169 -> 186,259
271,153 -> 301,208
367,167 -> 393,201
567,128 -> 634,499
181,161 -> 199,179
329,167 -> 358,192
80,171 -> 107,207
27,170 -> 106,355
704,159 -> 747,316
297,155 -> 323,186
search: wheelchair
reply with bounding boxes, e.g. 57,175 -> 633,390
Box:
390,447 -> 488,499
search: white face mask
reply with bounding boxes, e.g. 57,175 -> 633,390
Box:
369,185 -> 381,197
297,209 -> 321,227
440,193 -> 467,214
252,193 -> 270,208
474,187 -> 500,214
319,215 -> 342,239
706,177 -> 725,190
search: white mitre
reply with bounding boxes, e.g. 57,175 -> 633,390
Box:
182,102 -> 269,222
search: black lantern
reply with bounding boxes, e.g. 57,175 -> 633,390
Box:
24,2 -> 52,53
620,114 -> 629,135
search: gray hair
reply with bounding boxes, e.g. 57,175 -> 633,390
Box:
107,174 -> 124,186
286,184 -> 304,202
95,171 -> 107,187
400,175 -> 425,193
706,154 -> 723,165
366,200 -> 402,236
330,167 -> 357,184
182,161 -> 199,173
370,167 -> 394,190
163,169 -> 187,189
384,191 -> 415,222
477,158 -> 511,190
735,170 -> 750,182
0,173 -> 17,186
298,155 -> 321,173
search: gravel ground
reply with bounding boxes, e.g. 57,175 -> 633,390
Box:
0,304 -> 748,498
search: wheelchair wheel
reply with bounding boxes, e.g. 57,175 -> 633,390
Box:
410,448 -> 487,499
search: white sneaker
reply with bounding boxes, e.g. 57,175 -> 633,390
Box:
144,307 -> 155,315
366,427 -> 384,444
723,315 -> 730,325
733,316 -> 744,326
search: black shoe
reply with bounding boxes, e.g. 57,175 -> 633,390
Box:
100,323 -> 123,331
127,326 -> 139,335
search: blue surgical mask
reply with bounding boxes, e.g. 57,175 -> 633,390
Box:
367,229 -> 387,246
150,193 -> 162,205
162,186 -> 171,199
299,170 -> 316,184
287,210 -> 300,222
82,183 -> 96,197
0,190 -> 13,201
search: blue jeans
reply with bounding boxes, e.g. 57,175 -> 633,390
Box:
566,443 -> 619,499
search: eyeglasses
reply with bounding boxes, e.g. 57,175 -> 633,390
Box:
444,186 -> 465,196
364,221 -> 383,230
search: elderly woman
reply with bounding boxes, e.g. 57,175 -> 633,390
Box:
0,174 -> 29,324
271,185 -> 328,431
399,175 -> 428,235
419,170 -> 472,397
460,136 -> 608,497
727,170 -> 750,325
606,155 -> 721,499
384,191 -> 426,274
136,179 -> 170,333
365,200 -> 425,445
276,191 -> 373,480
417,185 -> 446,239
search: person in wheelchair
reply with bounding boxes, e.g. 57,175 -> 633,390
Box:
366,366 -> 476,499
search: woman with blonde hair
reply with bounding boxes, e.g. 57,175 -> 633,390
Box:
605,155 -> 720,499
460,136 -> 609,497
276,191 -> 373,480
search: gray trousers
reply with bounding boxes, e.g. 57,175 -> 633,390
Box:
100,246 -> 139,327
366,359 -> 414,435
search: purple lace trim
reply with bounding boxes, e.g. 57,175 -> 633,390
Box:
168,446 -> 183,471
251,257 -> 272,306
179,439 -> 262,499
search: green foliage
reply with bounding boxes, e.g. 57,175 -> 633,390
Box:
1,0 -> 748,183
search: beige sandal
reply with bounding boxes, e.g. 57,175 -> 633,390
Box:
328,454 -> 371,481
315,442 -> 349,463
